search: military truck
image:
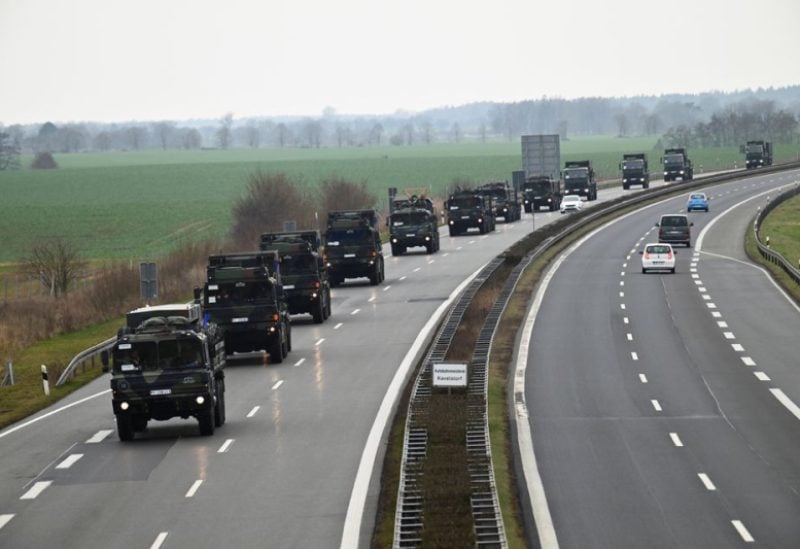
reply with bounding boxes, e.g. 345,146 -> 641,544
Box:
522,176 -> 561,212
741,140 -> 773,169
203,251 -> 291,363
563,160 -> 597,200
620,153 -> 650,189
477,181 -> 521,222
324,210 -> 384,287
388,194 -> 440,255
260,232 -> 331,323
662,147 -> 693,181
103,302 -> 226,441
445,189 -> 495,236
521,134 -> 561,211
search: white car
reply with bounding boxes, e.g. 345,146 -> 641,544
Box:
640,243 -> 676,273
560,194 -> 583,214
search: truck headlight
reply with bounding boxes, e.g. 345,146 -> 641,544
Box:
449,220 -> 454,225
196,396 -> 205,405
679,170 -> 684,175
120,402 -> 129,410
664,171 -> 668,176
425,236 -> 431,241
391,238 -> 397,243
547,198 -> 552,202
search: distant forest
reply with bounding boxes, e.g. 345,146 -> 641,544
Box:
1,86 -> 799,160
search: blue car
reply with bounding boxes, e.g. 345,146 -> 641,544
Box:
686,192 -> 709,212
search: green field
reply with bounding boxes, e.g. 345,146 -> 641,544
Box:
1,137 -> 796,262
760,193 -> 800,266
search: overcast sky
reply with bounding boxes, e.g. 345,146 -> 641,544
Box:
1,0 -> 799,125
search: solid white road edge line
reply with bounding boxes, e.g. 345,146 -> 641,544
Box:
0,389 -> 111,440
339,263 -> 485,549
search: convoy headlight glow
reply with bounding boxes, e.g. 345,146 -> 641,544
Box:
547,198 -> 552,202
449,220 -> 454,225
664,171 -> 668,176
478,218 -> 483,223
391,238 -> 397,243
425,236 -> 431,241
196,396 -> 205,405
120,402 -> 129,411
311,292 -> 318,298
503,208 -> 508,212
623,178 -> 627,182
679,170 -> 684,175
269,326 -> 276,332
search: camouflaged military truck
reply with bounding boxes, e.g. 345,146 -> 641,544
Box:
260,232 -> 331,323
102,302 -> 226,441
324,210 -> 385,287
203,251 -> 291,362
388,194 -> 440,256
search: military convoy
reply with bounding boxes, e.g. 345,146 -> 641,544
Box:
324,210 -> 385,286
104,302 -> 227,440
260,231 -> 331,323
202,251 -> 292,363
388,193 -> 440,255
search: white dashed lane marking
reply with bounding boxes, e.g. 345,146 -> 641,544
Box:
86,430 -> 113,444
741,357 -> 756,366
55,454 -> 83,470
413,267 -> 421,272
217,439 -> 235,453
631,352 -> 638,361
670,433 -> 683,447
246,406 -> 260,417
151,532 -> 169,549
272,380 -> 284,390
0,514 -> 13,531
185,480 -> 203,498
731,520 -> 755,543
754,372 -> 771,381
294,358 -> 305,367
651,400 -> 662,412
698,473 -> 717,491
383,285 -> 391,292
334,322 -> 343,330
731,344 -> 744,352
639,374 -> 648,383
20,481 -> 51,500
350,309 -> 360,315
315,338 -> 325,346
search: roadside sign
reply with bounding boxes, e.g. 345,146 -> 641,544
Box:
432,362 -> 468,388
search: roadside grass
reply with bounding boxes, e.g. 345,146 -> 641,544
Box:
745,201 -> 800,304
758,193 -> 800,270
1,137 -> 777,263
0,316 -> 121,430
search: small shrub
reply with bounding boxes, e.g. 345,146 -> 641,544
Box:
31,152 -> 58,169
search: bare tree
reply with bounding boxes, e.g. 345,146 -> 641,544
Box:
450,122 -> 461,143
125,126 -> 147,150
24,238 -> 85,297
0,132 -> 20,170
152,121 -> 176,150
403,123 -> 415,145
368,123 -> 384,145
478,122 -> 487,143
217,113 -> 234,149
303,119 -> 323,148
244,125 -> 260,148
93,131 -> 112,151
318,176 -> 376,220
614,113 -> 629,137
275,123 -> 290,148
421,121 -> 434,145
181,128 -> 202,149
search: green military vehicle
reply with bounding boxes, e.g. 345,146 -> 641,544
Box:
202,251 -> 292,363
103,302 -> 226,441
324,210 -> 385,287
388,194 -> 440,256
260,231 -> 331,323
445,189 -> 496,236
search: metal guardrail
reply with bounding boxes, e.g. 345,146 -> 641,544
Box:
55,336 -> 116,386
753,182 -> 800,287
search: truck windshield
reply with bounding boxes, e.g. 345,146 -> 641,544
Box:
282,254 -> 318,274
114,339 -> 204,372
664,154 -> 683,165
746,144 -> 764,154
326,229 -> 372,245
623,160 -> 644,170
392,212 -> 429,226
207,281 -> 275,305
563,168 -> 588,180
449,197 -> 482,209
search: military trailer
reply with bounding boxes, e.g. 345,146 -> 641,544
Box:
620,153 -> 650,189
445,190 -> 496,236
388,194 -> 440,255
521,134 -> 562,211
324,210 -> 385,287
260,232 -> 331,323
103,302 -> 226,441
203,251 -> 291,362
563,160 -> 597,200
477,181 -> 521,222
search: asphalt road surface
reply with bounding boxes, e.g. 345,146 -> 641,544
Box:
519,168 -> 800,548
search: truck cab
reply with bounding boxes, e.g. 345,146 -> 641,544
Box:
662,148 -> 693,182
260,233 -> 331,323
202,252 -> 291,362
389,197 -> 440,256
562,160 -> 597,201
445,191 -> 496,236
522,176 -> 561,212
620,153 -> 649,190
105,302 -> 226,440
742,140 -> 773,169
324,210 -> 385,287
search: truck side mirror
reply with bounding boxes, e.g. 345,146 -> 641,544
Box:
193,287 -> 202,303
101,350 -> 110,372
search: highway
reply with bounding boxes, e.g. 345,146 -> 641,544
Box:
0,169 -> 772,549
518,169 -> 800,547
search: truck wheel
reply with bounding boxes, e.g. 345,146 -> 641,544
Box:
214,381 -> 226,427
313,299 -> 324,323
325,291 -> 332,318
391,244 -> 401,256
426,241 -> 434,254
286,324 -> 292,352
116,414 -> 135,441
133,416 -> 148,432
524,204 -> 532,213
198,408 -> 215,436
449,226 -> 457,237
269,334 -> 284,364
369,263 -> 380,285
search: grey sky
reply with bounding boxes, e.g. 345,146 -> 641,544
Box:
1,0 -> 799,124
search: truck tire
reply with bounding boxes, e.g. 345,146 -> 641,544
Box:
524,204 -> 532,213
313,299 -> 324,323
369,264 -> 380,285
324,291 -> 332,318
286,324 -> 292,352
214,381 -> 226,427
391,244 -> 402,256
449,226 -> 457,237
426,241 -> 434,254
116,414 -> 134,441
198,408 -> 215,436
269,333 -> 284,364
133,416 -> 148,432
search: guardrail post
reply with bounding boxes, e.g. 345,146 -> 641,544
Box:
41,365 -> 50,396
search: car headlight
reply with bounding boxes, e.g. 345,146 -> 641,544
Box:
269,326 -> 276,332
311,292 -> 318,298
